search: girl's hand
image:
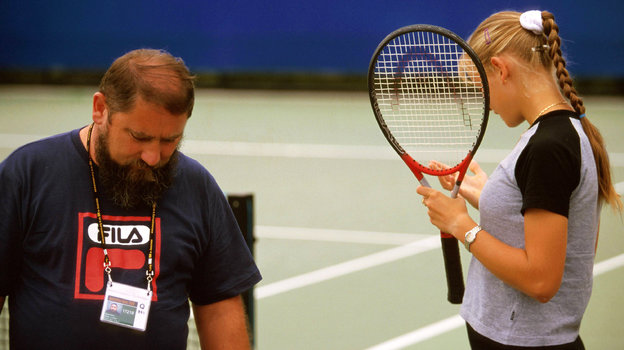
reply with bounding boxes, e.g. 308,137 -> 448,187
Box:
430,160 -> 488,209
416,185 -> 475,239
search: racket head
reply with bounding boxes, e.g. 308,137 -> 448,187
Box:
368,24 -> 490,177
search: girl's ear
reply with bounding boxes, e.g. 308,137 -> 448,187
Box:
490,56 -> 510,84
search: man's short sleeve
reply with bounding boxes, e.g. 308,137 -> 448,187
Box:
187,179 -> 261,305
0,156 -> 24,296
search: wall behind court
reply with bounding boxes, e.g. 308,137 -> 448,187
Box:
1,1 -> 621,91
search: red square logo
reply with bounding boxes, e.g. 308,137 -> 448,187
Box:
74,212 -> 161,301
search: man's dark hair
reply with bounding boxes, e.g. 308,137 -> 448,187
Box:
99,49 -> 195,118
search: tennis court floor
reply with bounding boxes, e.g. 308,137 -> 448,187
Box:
1,86 -> 622,349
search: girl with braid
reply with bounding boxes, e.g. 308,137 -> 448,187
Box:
417,10 -> 622,349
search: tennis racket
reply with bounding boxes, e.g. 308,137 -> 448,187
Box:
368,24 -> 489,304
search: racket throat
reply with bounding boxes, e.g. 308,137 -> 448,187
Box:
451,159 -> 471,198
419,176 -> 431,188
451,181 -> 461,198
400,154 -> 431,188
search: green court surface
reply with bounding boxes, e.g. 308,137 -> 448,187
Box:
0,86 -> 622,349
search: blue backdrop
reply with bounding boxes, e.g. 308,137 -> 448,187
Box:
1,0 -> 622,78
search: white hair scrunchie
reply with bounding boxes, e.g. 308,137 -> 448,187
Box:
520,10 -> 543,35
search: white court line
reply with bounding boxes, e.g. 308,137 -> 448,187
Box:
193,227 -> 425,319
593,253 -> 624,276
364,253 -> 624,350
2,134 -> 623,166
615,182 -> 624,195
610,154 -> 624,168
184,140 -> 624,166
183,141 -> 511,164
182,140 -> 395,160
256,225 -> 426,245
255,235 -> 440,299
365,315 -> 465,350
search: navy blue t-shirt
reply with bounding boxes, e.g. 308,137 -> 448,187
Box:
0,129 -> 261,349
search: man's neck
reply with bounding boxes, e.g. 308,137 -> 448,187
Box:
80,124 -> 99,165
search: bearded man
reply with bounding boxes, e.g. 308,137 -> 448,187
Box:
0,49 -> 261,350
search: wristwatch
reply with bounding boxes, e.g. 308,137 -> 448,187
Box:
464,225 -> 482,252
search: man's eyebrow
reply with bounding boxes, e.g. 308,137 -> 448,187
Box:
162,132 -> 184,141
127,128 -> 183,141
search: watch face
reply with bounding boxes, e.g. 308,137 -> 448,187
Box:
467,232 -> 475,243
464,226 -> 481,251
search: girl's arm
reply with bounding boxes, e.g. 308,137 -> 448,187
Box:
417,186 -> 567,303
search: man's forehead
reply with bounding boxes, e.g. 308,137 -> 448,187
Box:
108,99 -> 187,139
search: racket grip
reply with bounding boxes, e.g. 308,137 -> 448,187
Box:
440,234 -> 465,304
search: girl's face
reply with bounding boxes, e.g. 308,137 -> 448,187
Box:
486,59 -> 525,128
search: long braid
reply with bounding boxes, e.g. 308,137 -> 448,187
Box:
542,11 -> 622,211
541,12 -> 585,114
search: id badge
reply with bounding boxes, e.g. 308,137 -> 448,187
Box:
100,281 -> 152,331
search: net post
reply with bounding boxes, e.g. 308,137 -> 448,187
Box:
227,193 -> 256,348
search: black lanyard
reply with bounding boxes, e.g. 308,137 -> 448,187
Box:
86,123 -> 156,293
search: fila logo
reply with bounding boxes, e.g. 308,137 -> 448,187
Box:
87,223 -> 149,245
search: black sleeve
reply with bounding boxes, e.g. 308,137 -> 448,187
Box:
515,120 -> 581,217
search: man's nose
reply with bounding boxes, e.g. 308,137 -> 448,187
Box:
140,143 -> 161,167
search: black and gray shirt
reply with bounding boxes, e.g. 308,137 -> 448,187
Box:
460,110 -> 600,346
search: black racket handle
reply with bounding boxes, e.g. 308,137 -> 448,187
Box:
440,234 -> 465,304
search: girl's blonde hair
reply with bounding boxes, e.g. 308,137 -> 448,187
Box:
467,11 -> 622,211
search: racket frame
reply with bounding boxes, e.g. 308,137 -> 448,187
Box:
368,24 -> 490,304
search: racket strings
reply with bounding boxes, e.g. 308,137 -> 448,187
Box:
373,30 -> 486,168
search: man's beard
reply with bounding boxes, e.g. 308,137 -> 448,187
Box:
95,130 -> 178,210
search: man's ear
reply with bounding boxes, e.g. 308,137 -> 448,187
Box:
92,92 -> 107,124
490,56 -> 510,84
